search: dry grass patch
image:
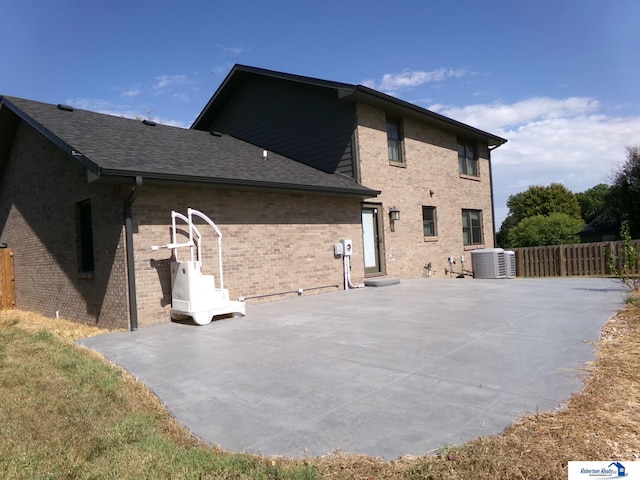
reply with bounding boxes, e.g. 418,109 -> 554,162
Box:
309,296 -> 640,479
0,310 -> 319,479
0,309 -> 114,341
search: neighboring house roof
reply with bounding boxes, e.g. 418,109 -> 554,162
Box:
0,95 -> 379,198
192,64 -> 507,148
578,210 -> 621,237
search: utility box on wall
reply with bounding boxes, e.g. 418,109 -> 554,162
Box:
341,239 -> 353,256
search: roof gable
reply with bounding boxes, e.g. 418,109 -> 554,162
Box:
0,96 -> 378,198
192,64 -> 507,147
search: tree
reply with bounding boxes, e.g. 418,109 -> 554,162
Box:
607,146 -> 640,238
506,213 -> 585,248
576,183 -> 611,224
507,183 -> 581,222
497,183 -> 582,247
496,215 -> 517,248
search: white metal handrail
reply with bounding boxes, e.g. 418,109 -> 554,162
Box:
188,208 -> 224,291
151,208 -> 225,291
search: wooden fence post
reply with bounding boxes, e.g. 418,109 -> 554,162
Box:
559,246 -> 566,276
0,248 -> 15,310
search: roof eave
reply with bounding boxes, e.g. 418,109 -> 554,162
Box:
97,169 -> 380,199
191,66 -> 507,147
191,66 -> 239,129
191,64 -> 358,130
0,96 -> 102,175
346,87 -> 507,147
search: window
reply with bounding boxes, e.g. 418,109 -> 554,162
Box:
76,200 -> 95,273
422,206 -> 437,237
462,209 -> 483,246
458,140 -> 478,177
387,117 -> 404,163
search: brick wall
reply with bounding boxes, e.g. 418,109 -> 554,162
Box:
132,186 -> 364,327
0,107 -> 496,329
0,123 -> 130,329
0,123 -> 366,329
355,103 -> 494,278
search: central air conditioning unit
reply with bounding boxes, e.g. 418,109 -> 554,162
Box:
504,250 -> 516,278
471,248 -> 507,279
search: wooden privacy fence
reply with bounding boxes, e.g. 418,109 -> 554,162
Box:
513,241 -> 640,278
0,248 -> 15,309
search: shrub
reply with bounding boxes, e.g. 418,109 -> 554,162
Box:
607,221 -> 640,291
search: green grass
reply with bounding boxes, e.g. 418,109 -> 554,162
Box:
0,314 -> 320,480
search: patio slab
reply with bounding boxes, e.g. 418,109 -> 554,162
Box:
79,277 -> 625,459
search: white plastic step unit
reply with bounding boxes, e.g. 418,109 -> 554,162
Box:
152,208 -> 246,325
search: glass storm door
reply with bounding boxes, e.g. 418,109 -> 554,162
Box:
362,206 -> 383,276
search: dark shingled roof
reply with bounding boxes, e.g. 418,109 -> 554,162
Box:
0,96 -> 379,198
578,210 -> 621,237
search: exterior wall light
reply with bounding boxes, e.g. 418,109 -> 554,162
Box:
389,206 -> 400,232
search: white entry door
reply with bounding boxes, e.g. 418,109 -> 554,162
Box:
362,206 -> 383,276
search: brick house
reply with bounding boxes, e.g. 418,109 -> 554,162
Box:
192,65 -> 506,279
0,65 -> 505,330
0,96 -> 377,329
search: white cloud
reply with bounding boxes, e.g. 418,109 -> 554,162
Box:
212,62 -> 234,77
171,92 -> 190,103
430,97 -> 640,226
215,44 -> 251,56
153,74 -> 189,94
121,87 -> 142,98
365,68 -> 473,95
66,98 -> 188,128
67,98 -> 129,115
361,79 -> 377,89
431,97 -> 601,131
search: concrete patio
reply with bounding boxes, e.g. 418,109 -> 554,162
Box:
79,277 -> 625,459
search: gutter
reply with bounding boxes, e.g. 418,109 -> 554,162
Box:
124,176 -> 143,331
98,169 -> 380,199
488,143 -> 505,246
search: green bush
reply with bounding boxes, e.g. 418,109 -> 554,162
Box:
506,213 -> 584,247
607,221 -> 640,291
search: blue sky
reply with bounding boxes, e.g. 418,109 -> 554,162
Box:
2,0 -> 639,226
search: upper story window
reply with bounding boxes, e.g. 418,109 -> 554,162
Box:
422,206 -> 437,237
462,209 -> 483,246
458,140 -> 478,177
387,117 -> 404,164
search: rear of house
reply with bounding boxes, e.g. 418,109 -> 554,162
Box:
0,95 -> 376,329
192,65 -> 506,280
0,65 -> 505,329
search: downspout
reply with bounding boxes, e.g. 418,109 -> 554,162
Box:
488,145 -> 500,247
124,176 -> 143,331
